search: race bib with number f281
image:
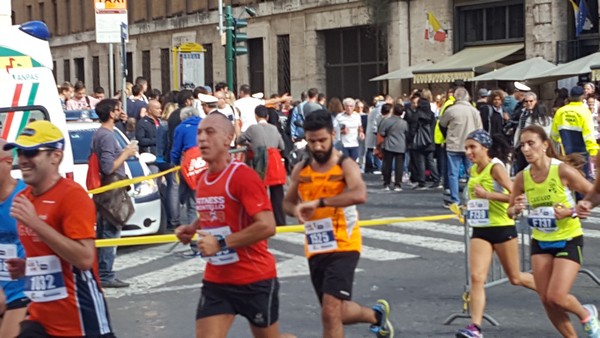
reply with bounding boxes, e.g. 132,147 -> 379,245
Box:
305,218 -> 338,253
24,255 -> 67,302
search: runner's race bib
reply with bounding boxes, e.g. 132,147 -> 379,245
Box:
528,207 -> 558,233
0,244 -> 17,281
305,218 -> 338,253
467,199 -> 490,227
24,255 -> 67,302
198,226 -> 239,266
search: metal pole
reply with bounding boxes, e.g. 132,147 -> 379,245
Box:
218,0 -> 224,34
109,44 -> 115,98
225,5 -> 234,90
121,34 -> 127,115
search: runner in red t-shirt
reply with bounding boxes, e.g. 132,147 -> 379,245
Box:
6,121 -> 114,337
176,113 -> 294,338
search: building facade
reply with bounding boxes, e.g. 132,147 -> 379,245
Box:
10,0 -> 600,101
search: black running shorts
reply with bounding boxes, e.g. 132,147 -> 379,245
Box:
308,251 -> 360,303
18,320 -> 116,338
531,235 -> 583,264
196,278 -> 279,328
471,226 -> 518,245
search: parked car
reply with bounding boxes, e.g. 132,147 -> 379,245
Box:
66,121 -> 165,236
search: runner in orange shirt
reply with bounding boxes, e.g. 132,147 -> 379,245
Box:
175,113 -> 294,338
283,109 -> 394,338
6,121 -> 114,337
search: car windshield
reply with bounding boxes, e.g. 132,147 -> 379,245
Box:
69,127 -> 128,164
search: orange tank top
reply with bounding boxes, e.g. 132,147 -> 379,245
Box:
297,156 -> 361,258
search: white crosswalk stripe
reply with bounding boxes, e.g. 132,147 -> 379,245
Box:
274,232 -> 419,260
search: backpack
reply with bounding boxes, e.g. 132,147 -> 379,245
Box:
86,151 -> 102,190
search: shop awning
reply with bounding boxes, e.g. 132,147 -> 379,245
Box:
369,61 -> 433,81
528,52 -> 600,83
592,64 -> 600,81
469,57 -> 555,82
412,43 -> 524,84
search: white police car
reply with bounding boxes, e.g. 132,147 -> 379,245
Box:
66,113 -> 165,236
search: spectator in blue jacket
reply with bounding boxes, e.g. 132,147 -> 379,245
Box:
170,106 -> 201,224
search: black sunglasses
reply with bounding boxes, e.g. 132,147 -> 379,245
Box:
16,148 -> 55,159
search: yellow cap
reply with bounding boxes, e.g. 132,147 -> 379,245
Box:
4,120 -> 64,151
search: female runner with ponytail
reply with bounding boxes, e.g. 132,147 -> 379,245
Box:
509,125 -> 599,338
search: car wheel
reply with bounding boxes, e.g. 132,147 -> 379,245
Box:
156,204 -> 167,234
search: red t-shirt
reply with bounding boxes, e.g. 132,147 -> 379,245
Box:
196,161 -> 276,285
18,179 -> 112,337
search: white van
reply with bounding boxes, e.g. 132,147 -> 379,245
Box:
0,21 -> 74,178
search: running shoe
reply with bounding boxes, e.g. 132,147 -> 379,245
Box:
370,299 -> 394,338
393,186 -> 402,192
456,324 -> 482,338
583,304 -> 600,338
383,186 -> 391,191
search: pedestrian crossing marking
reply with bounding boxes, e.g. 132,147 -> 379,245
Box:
274,232 -> 419,260
103,214 -> 600,299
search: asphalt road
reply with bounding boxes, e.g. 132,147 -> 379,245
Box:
106,174 -> 600,337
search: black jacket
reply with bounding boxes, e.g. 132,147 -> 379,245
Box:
135,116 -> 158,154
406,99 -> 436,151
478,104 -> 505,137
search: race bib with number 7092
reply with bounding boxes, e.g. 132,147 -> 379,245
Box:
24,255 -> 67,302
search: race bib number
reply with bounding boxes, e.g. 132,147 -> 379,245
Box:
528,207 -> 557,233
0,244 -> 17,281
24,255 -> 67,302
199,226 -> 239,266
467,199 -> 490,227
305,218 -> 338,253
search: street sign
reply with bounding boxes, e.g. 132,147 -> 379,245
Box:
95,0 -> 128,43
172,43 -> 207,90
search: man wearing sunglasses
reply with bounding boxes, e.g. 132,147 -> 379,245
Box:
5,120 -> 115,337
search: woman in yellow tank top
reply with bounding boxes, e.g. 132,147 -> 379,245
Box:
508,125 -> 598,338
456,130 -> 536,338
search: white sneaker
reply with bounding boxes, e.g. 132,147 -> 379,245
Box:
394,186 -> 402,192
583,304 -> 600,338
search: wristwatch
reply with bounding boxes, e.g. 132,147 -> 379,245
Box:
318,198 -> 326,208
217,236 -> 228,251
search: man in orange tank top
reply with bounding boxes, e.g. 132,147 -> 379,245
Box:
283,109 -> 394,338
175,114 -> 295,338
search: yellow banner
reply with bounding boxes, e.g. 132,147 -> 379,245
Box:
95,0 -> 127,10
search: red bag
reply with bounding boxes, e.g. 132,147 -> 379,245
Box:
181,146 -> 207,189
86,151 -> 102,190
264,148 -> 287,186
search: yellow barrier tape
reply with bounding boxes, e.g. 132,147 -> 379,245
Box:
87,166 -> 180,195
95,214 -> 458,247
86,147 -> 247,195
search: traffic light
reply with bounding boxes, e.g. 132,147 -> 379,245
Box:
232,18 -> 248,56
